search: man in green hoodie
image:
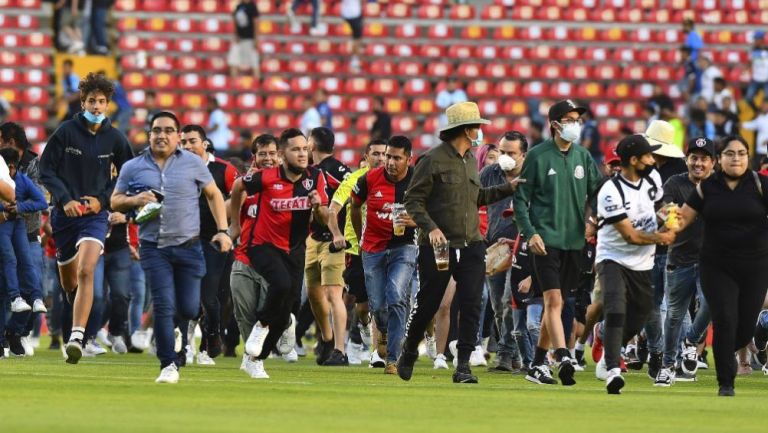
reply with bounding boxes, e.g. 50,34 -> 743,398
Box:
514,100 -> 603,386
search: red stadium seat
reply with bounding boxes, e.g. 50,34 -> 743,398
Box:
615,102 -> 643,118
201,38 -> 229,53
371,78 -> 400,96
156,92 -> 178,109
149,73 -> 176,90
117,17 -> 139,32
540,64 -> 565,80
395,23 -> 420,39
648,66 -> 678,82
365,42 -> 390,57
567,64 -> 593,81
363,1 -> 381,16
0,69 -> 20,86
395,61 -> 423,76
148,55 -> 173,71
511,5 -> 535,20
0,52 -> 20,67
418,4 -> 443,19
384,98 -> 406,114
16,15 -> 38,29
332,115 -> 351,132
392,44 -> 416,57
450,4 -> 475,19
349,97 -> 373,113
606,83 -> 632,99
370,60 -> 395,75
493,26 -> 518,41
22,70 -> 48,86
617,9 -> 644,23
356,115 -> 375,132
234,76 -> 260,92
611,48 -> 635,63
601,28 -> 628,42
509,63 -> 536,80
364,22 -> 388,38
142,0 -> 168,12
461,26 -> 488,40
23,86 -> 48,106
426,62 -> 453,78
448,45 -> 473,59
529,45 -> 554,60
267,113 -> 296,130
178,73 -> 204,91
386,2 -> 412,18
287,59 -> 313,74
576,82 -> 605,99
236,93 -> 261,110
206,74 -> 229,91
265,95 -> 292,111
344,77 -> 371,95
427,24 -> 453,39
196,0 -> 227,13
477,99 -> 501,117
20,107 -> 46,123
170,18 -> 197,34
594,64 -> 620,80
502,99 -> 527,116
146,38 -> 172,53
501,46 -> 527,60
180,111 -> 208,127
481,4 -> 507,20
259,40 -> 280,56
555,47 -> 583,61
391,116 -> 418,134
238,112 -> 263,129
573,27 -> 599,42
260,58 -> 284,74
316,59 -> 341,75
403,78 -> 431,96
176,55 -> 202,71
521,81 -> 547,98
549,82 -> 574,99
419,44 -> 445,58
467,80 -> 493,99
143,17 -> 169,33
319,77 -> 342,94
173,38 -> 200,53
118,35 -> 144,51
476,46 -> 498,60
17,0 -> 41,7
622,65 -> 648,81
457,63 -> 483,79
290,76 -> 317,94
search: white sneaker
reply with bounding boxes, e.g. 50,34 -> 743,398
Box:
654,367 -> 675,387
680,343 -> 699,375
155,364 -> 179,384
96,328 -> 112,347
277,314 -> 296,355
185,345 -> 194,365
29,336 -> 40,349
595,354 -> 609,381
245,321 -> 269,357
571,358 -> 585,372
469,345 -> 488,367
295,345 -> 307,357
605,368 -> 625,394
20,336 -> 34,357
173,327 -> 182,353
347,342 -> 364,365
240,353 -> 250,371
282,348 -> 298,363
433,353 -> 449,369
196,351 -> 216,366
425,334 -> 438,360
763,363 -> 768,375
112,336 -> 128,354
358,321 -> 372,347
131,329 -> 151,351
84,339 -> 107,357
65,339 -> 83,364
32,299 -> 47,313
10,297 -> 31,313
369,350 -> 386,368
448,340 -> 459,367
247,359 -> 269,379
187,320 -> 198,354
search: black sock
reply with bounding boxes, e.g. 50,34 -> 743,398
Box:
575,349 -> 584,362
533,347 -> 548,366
555,348 -> 570,362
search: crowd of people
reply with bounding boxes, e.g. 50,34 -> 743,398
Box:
2,68 -> 768,398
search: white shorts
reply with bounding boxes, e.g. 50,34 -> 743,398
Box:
227,40 -> 260,70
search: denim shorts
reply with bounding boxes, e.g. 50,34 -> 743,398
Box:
51,208 -> 109,265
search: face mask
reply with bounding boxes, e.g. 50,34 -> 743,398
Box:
83,110 -> 106,124
470,129 -> 484,147
637,165 -> 655,178
497,154 -> 517,171
558,122 -> 581,143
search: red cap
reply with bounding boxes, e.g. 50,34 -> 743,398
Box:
605,145 -> 620,165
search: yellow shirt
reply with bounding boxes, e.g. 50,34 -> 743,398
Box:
332,166 -> 369,255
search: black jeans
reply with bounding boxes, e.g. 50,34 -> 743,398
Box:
597,260 -> 654,371
403,242 -> 485,363
200,242 -> 229,339
247,243 -> 305,360
700,255 -> 768,388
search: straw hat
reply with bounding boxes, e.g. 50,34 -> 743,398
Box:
644,120 -> 685,158
439,101 -> 490,132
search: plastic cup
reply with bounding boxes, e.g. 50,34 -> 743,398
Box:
434,243 -> 449,271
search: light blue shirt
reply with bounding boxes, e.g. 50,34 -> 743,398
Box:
115,148 -> 213,248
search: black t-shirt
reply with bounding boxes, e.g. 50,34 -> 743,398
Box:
104,222 -> 128,253
655,159 -> 687,255
199,156 -> 238,242
233,1 -> 259,40
686,171 -> 768,260
664,173 -> 703,266
311,156 -> 351,242
508,237 -> 540,305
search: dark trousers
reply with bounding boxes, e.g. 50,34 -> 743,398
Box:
102,247 -> 132,338
700,255 -> 768,388
200,242 -> 229,338
598,260 -> 654,371
403,242 -> 485,363
247,243 -> 305,360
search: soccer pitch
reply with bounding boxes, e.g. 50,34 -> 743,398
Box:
1,343 -> 765,433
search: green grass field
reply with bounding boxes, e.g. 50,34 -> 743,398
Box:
1,340 -> 765,433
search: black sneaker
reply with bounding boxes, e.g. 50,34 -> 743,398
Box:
488,353 -> 514,373
698,350 -> 710,370
176,348 -> 187,368
322,349 -> 349,366
647,352 -> 662,380
49,336 -> 61,351
718,385 -> 735,397
636,338 -> 649,369
452,366 -> 479,384
396,350 -> 419,381
558,357 -> 576,386
674,366 -> 696,382
315,339 -> 334,366
7,334 -> 25,356
525,364 -> 558,385
625,346 -> 643,370
575,349 -> 586,367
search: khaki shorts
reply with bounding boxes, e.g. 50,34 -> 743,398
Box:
227,39 -> 260,69
305,237 -> 345,287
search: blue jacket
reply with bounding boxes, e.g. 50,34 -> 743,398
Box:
40,112 -> 133,210
0,171 -> 47,214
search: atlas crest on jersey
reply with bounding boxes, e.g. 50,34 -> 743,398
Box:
302,178 -> 314,190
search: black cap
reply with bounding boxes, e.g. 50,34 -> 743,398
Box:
548,99 -> 587,122
616,134 -> 661,160
686,137 -> 715,157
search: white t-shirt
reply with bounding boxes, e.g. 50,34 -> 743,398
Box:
0,156 -> 15,191
743,113 -> 768,155
699,65 -> 722,102
751,48 -> 768,82
207,108 -> 231,151
300,107 -> 322,136
596,170 -> 663,271
341,0 -> 362,19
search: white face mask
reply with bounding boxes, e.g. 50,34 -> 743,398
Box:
497,154 -> 517,171
558,122 -> 582,143
470,129 -> 484,147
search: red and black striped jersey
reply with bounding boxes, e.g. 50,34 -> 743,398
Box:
234,193 -> 260,265
351,166 -> 415,253
310,156 -> 351,242
242,165 -> 329,253
200,155 -> 239,241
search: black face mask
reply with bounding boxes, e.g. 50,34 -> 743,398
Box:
286,162 -> 305,175
637,165 -> 655,178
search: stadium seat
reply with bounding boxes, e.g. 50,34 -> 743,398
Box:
617,9 -> 644,23
0,52 -> 20,67
265,95 -> 291,111
493,26 -> 517,41
319,77 -> 341,94
143,17 -> 169,33
369,60 -> 395,75
419,44 -> 445,58
622,65 -> 648,81
395,61 -> 423,76
287,59 -> 314,74
201,38 -> 229,53
196,0 -> 227,13
178,73 -> 204,91
403,78 -> 431,96
156,92 -> 178,109
206,74 -> 229,91
529,45 -> 553,60
173,38 -> 200,53
457,63 -> 484,79
349,97 -> 373,113
0,69 -> 20,86
461,26 -> 488,40
372,78 -> 400,96
418,4 -> 443,19
146,38 -> 172,53
476,46 -> 498,60
267,113 -> 296,130
427,24 -> 453,39
344,77 -> 371,95
509,63 -> 536,80
566,65 -> 592,81
616,102 -> 643,118
576,82 -> 605,99
481,4 -> 507,20
332,115 -> 351,132
392,116 -> 418,134
477,99 -> 500,117
118,35 -> 144,51
384,98 -> 406,114
393,44 -> 416,58
426,62 -> 453,78
364,22 -> 388,38
316,59 -> 341,75
176,55 -> 202,71
594,64 -> 620,80
511,5 -> 535,20
141,0 -> 168,12
386,2 -> 412,18
540,64 -> 565,80
149,73 -> 176,90
501,46 -> 526,60
467,80 -> 493,99
521,81 -> 547,98
21,107 -> 46,123
238,112 -> 263,129
180,110 -> 208,127
148,55 -> 173,70
289,76 -> 316,94
495,81 -> 520,98
606,83 -> 631,99
260,58 -> 284,74
365,43 -> 390,57
550,82 -> 574,99
170,18 -> 197,34
395,23 -> 420,39
503,99 -> 528,116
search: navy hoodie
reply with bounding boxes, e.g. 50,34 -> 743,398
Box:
40,112 -> 133,211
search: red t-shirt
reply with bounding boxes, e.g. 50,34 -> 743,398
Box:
234,194 -> 260,265
242,165 -> 329,253
351,166 -> 415,254
479,206 -> 488,237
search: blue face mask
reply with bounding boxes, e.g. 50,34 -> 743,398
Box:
83,110 -> 106,124
470,129 -> 484,147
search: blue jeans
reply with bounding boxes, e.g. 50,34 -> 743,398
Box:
102,247 -> 132,337
362,244 -> 418,362
644,253 -> 667,354
10,240 -> 45,336
140,241 -> 205,368
292,0 -> 319,28
90,5 -> 109,48
200,242 -> 229,338
526,301 -> 544,357
129,259 -> 146,335
43,255 -> 64,336
0,219 -> 40,300
488,270 -> 520,359
512,306 -> 532,366
662,263 -> 711,367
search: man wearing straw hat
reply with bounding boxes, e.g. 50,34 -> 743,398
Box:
513,99 -> 603,386
396,102 -> 524,384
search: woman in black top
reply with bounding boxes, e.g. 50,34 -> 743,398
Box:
673,135 -> 768,397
